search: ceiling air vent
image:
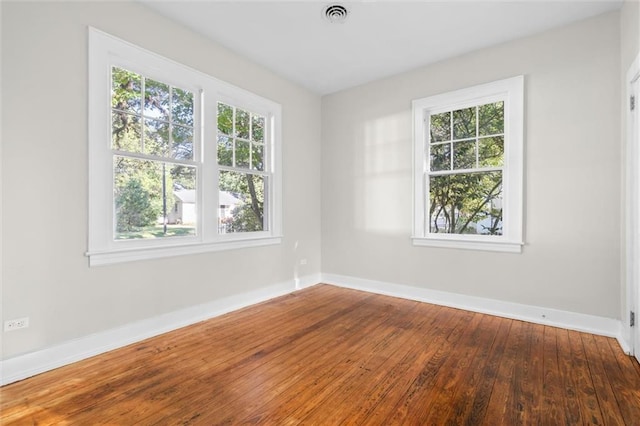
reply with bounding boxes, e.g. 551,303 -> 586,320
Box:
323,4 -> 348,24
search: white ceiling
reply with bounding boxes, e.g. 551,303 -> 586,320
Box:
141,0 -> 623,95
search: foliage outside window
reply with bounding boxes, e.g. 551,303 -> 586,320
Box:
112,67 -> 197,240
217,103 -> 267,234
88,28 -> 282,266
412,76 -> 524,252
429,102 -> 504,235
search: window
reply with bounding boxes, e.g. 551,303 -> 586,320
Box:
88,28 -> 282,266
217,102 -> 268,234
111,67 -> 197,240
412,76 -> 524,252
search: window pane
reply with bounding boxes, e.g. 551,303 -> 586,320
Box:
453,107 -> 476,140
429,171 -> 502,235
430,143 -> 450,172
172,125 -> 193,160
218,170 -> 265,233
112,112 -> 141,152
252,115 -> 265,142
453,140 -> 476,170
478,136 -> 504,168
171,164 -> 197,191
217,103 -> 233,136
252,143 -> 264,171
170,164 -> 197,229
144,118 -> 169,156
236,109 -> 250,139
172,87 -> 194,126
235,140 -> 250,168
217,135 -> 233,166
111,67 -> 141,114
430,112 -> 451,142
114,157 -> 196,240
144,78 -> 170,121
478,101 -> 504,136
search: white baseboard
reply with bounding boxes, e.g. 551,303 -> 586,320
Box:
0,274 -> 321,386
322,273 -> 625,344
1,272 -> 629,386
617,335 -> 632,355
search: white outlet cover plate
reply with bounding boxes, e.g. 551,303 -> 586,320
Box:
4,317 -> 29,331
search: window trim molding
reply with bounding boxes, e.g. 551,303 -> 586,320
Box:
87,27 -> 282,266
412,76 -> 525,253
87,235 -> 283,267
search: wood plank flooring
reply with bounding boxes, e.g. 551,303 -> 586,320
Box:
1,284 -> 639,425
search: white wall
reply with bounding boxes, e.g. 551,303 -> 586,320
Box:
1,1 -> 322,359
620,0 -> 640,347
321,12 -> 622,319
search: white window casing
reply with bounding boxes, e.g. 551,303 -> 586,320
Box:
412,76 -> 524,253
87,28 -> 282,266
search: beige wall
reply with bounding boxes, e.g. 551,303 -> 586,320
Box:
1,1 -> 322,359
321,12 -> 622,318
621,0 -> 639,71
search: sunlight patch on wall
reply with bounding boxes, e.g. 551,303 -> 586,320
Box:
354,112 -> 412,234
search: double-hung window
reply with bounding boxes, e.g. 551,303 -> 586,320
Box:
88,28 -> 282,266
216,101 -> 269,234
110,67 -> 198,241
412,76 -> 524,252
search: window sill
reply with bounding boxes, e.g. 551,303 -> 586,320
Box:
87,236 -> 282,266
412,237 -> 523,253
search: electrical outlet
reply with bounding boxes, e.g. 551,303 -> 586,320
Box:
4,317 -> 29,332
300,258 -> 308,265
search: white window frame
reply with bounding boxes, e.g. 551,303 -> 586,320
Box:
412,76 -> 524,253
87,28 -> 282,266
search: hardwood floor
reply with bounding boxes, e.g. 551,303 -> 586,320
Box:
2,284 -> 639,425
